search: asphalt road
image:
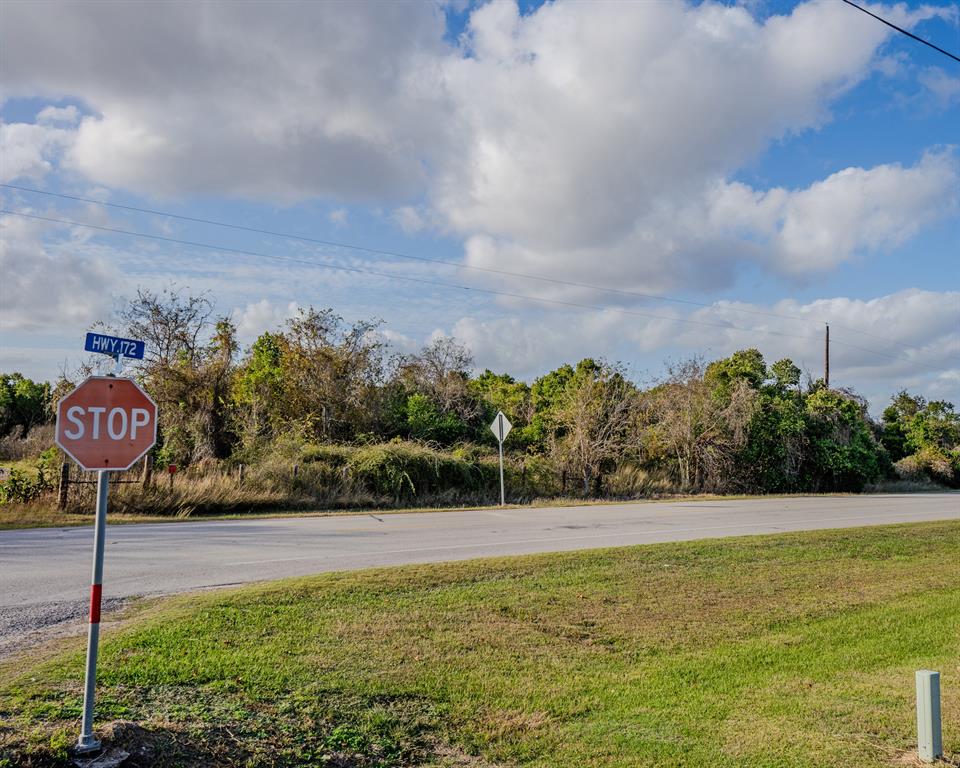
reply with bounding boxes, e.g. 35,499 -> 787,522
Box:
1,494 -> 958,653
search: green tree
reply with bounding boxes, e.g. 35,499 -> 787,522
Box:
550,360 -> 638,495
391,337 -> 481,445
0,373 -> 51,439
527,362 -> 579,450
274,308 -> 386,441
232,332 -> 285,441
404,393 -> 469,443
470,370 -> 533,446
804,389 -> 884,491
770,358 -> 801,392
705,348 -> 767,399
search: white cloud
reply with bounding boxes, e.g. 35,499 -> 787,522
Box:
0,1 -> 449,201
443,288 -> 960,412
328,208 -> 348,227
1,0 -> 956,338
231,299 -> 300,343
430,0 -> 952,294
919,67 -> 960,108
392,205 -> 428,235
0,213 -> 115,331
710,151 -> 959,274
36,105 -> 81,126
0,121 -> 74,182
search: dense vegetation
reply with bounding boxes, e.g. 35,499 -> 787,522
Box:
2,289 -> 958,512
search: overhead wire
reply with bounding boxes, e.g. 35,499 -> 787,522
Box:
840,0 -> 960,64
1,207 -> 950,374
0,182 -> 934,353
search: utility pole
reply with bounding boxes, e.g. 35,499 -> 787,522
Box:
824,323 -> 830,388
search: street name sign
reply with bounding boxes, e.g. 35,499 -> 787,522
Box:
84,332 -> 146,361
56,376 -> 157,471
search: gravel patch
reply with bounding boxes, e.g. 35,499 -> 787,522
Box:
0,597 -> 130,660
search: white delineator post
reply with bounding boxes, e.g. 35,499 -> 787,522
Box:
916,670 -> 943,763
77,470 -> 109,753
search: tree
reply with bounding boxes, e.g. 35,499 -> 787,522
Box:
118,289 -> 235,462
528,363 -> 577,449
804,388 -> 884,491
392,337 -> 480,443
705,348 -> 766,399
551,360 -> 638,495
770,358 -> 801,392
640,356 -> 758,492
274,308 -> 386,441
0,373 -> 51,439
881,391 -> 960,460
470,370 -> 533,446
232,332 -> 284,441
119,287 -> 213,369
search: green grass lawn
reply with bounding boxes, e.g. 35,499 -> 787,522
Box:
2,521 -> 959,767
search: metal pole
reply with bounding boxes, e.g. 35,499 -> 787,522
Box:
76,470 -> 109,754
498,439 -> 505,507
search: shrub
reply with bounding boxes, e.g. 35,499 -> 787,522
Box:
605,463 -> 676,498
346,442 -> 496,503
0,467 -> 54,504
895,446 -> 960,488
0,423 -> 55,461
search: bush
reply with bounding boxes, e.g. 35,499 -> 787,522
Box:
0,467 -> 54,504
346,442 -> 497,503
895,446 -> 960,488
605,463 -> 676,498
0,423 -> 55,461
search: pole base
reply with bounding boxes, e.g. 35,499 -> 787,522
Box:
74,734 -> 101,754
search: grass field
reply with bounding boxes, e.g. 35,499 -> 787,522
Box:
1,521 -> 959,767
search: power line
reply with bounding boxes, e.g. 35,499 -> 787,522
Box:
0,208 -> 818,340
1,207 -> 949,374
841,0 -> 960,64
0,182 -> 924,352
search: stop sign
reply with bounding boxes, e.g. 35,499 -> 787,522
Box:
56,376 -> 157,470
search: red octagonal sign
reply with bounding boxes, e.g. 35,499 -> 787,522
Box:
56,376 -> 158,471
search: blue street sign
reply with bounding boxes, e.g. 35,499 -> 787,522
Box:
84,333 -> 146,360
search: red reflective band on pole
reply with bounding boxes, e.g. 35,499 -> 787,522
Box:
89,584 -> 102,624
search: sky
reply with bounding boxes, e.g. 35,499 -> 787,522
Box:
1,0 -> 958,414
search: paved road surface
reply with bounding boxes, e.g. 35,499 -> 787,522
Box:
1,494 -> 957,652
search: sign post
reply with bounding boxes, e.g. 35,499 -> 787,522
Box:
489,411 -> 512,506
55,374 -> 156,754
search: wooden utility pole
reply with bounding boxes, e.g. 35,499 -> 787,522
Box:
824,323 -> 830,388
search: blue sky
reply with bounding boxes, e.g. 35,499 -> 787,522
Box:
1,0 -> 958,413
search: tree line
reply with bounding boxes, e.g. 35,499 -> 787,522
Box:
3,288 -> 959,499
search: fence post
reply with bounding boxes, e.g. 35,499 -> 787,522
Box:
293,463 -> 299,480
238,464 -> 245,485
141,454 -> 153,488
58,463 -> 70,510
